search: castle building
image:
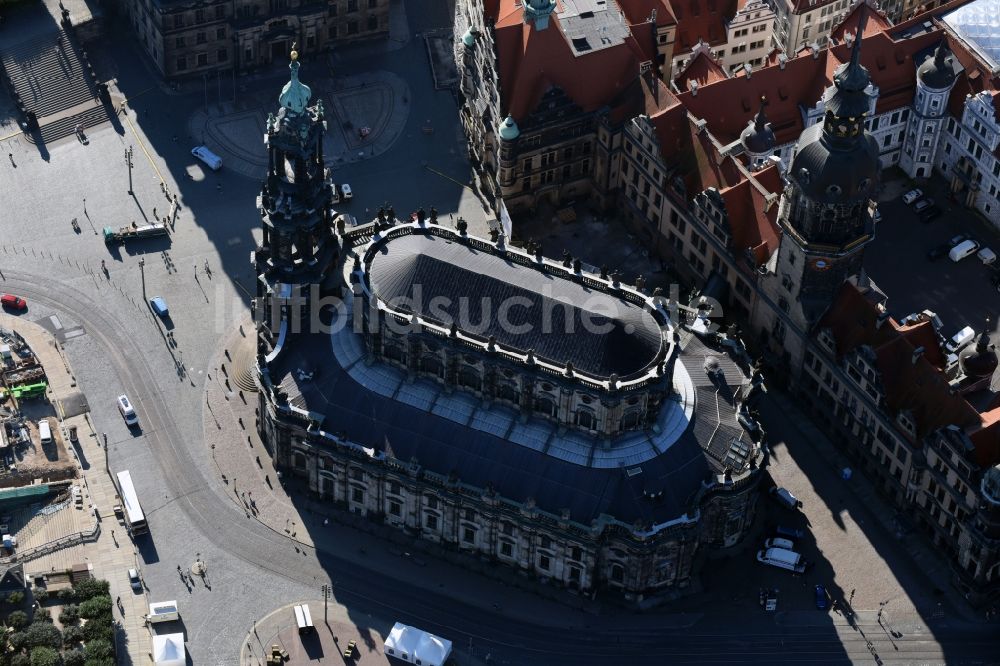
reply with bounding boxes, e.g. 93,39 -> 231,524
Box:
253,55 -> 771,603
122,0 -> 390,79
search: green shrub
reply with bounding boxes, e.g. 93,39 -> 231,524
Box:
32,589 -> 48,603
34,608 -> 51,622
7,609 -> 29,629
57,605 -> 79,624
11,653 -> 31,666
77,597 -> 111,621
83,639 -> 113,661
7,591 -> 25,605
9,631 -> 27,652
62,651 -> 85,666
56,590 -> 75,603
28,646 -> 61,666
80,617 -> 112,644
62,625 -> 83,645
70,580 -> 108,602
23,621 -> 61,649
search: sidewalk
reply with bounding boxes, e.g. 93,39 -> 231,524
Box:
0,313 -> 152,664
767,390 -> 975,622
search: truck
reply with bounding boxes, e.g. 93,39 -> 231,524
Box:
757,547 -> 807,573
103,222 -> 168,245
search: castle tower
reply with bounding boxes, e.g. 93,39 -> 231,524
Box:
770,14 -> 880,334
740,97 -> 776,171
901,42 -> 959,180
253,49 -> 340,357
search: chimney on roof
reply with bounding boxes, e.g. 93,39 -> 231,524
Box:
743,62 -> 753,79
912,346 -> 924,364
876,311 -> 890,329
809,41 -> 821,59
651,7 -> 657,23
689,80 -> 699,96
778,53 -> 788,70
695,118 -> 708,134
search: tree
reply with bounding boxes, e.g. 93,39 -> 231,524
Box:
77,597 -> 110,621
61,651 -> 84,666
57,606 -> 78,625
28,647 -> 60,666
22,622 -> 61,650
9,631 -> 27,652
56,591 -> 74,603
11,654 -> 30,666
6,592 -> 24,606
80,618 -> 112,645
62,625 -> 83,646
82,639 -> 112,661
7,610 -> 28,630
32,589 -> 48,603
34,609 -> 50,623
69,581 -> 107,602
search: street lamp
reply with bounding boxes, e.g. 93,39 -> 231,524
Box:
124,146 -> 134,195
139,258 -> 146,299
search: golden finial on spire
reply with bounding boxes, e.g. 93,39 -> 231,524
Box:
290,41 -> 298,61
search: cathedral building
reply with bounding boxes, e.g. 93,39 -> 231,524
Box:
253,52 -> 770,603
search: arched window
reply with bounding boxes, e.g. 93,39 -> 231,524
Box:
621,409 -> 641,429
458,364 -> 482,391
535,395 -> 556,417
421,355 -> 444,378
498,382 -> 520,405
576,409 -> 596,431
609,563 -> 625,584
292,452 -> 307,469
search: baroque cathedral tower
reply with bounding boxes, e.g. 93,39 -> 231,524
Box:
769,13 -> 880,343
253,49 -> 341,357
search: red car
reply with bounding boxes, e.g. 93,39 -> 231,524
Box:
1,294 -> 27,310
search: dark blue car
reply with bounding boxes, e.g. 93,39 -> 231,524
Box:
815,585 -> 828,610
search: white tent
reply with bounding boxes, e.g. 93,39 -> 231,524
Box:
384,622 -> 452,666
152,633 -> 185,666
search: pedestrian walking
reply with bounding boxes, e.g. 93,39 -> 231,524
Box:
153,207 -> 157,219
116,595 -> 121,604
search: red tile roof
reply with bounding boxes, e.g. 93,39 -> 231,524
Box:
818,282 -> 983,445
673,46 -> 729,91
618,0 -> 678,27
830,1 -> 892,43
491,1 -> 658,122
718,164 -> 783,264
667,0 -> 738,51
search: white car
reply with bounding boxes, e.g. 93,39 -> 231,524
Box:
117,394 -> 138,426
902,188 -> 923,205
191,145 -> 222,171
979,247 -> 997,265
340,184 -> 353,200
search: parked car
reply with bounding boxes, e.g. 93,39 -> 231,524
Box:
0,294 -> 26,311
128,568 -> 142,592
949,239 -> 981,262
927,243 -> 950,261
773,525 -> 806,540
149,297 -> 169,318
340,183 -> 353,200
815,584 -> 829,610
769,486 -> 803,510
117,394 -> 138,426
913,197 -> 934,213
945,325 -> 976,354
764,537 -> 796,550
191,145 -> 223,171
978,248 -> 997,265
949,233 -> 971,247
918,205 -> 942,222
902,189 -> 924,204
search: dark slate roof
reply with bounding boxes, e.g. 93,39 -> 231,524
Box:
366,233 -> 665,378
789,124 -> 881,204
272,330 -> 749,526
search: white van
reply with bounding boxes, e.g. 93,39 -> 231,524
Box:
945,326 -> 975,354
117,394 -> 138,426
38,420 -> 52,444
757,547 -> 807,573
191,145 -> 223,171
978,247 -> 997,265
769,486 -> 802,510
949,239 -> 980,262
763,537 -> 795,550
293,604 -> 314,635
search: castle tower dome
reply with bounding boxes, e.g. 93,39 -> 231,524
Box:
740,97 -> 776,168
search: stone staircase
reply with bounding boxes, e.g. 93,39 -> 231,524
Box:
0,30 -> 110,144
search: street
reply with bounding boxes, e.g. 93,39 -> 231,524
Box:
0,0 -> 999,664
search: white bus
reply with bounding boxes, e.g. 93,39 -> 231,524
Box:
116,470 -> 148,535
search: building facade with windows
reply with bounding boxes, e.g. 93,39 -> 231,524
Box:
123,0 -> 389,79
